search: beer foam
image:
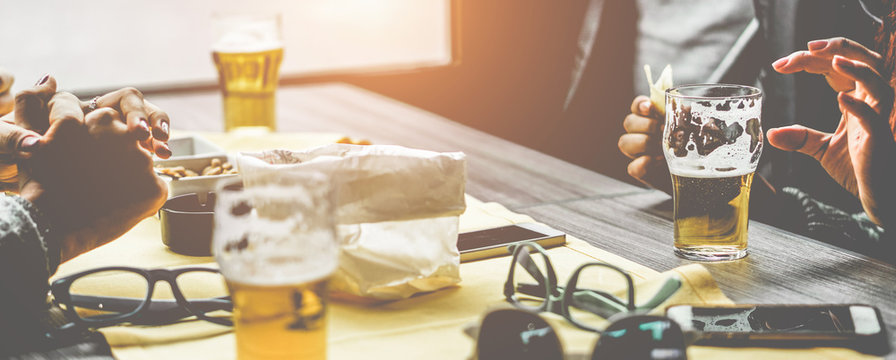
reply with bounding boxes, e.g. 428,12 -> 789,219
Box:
214,183 -> 338,286
213,21 -> 282,53
664,97 -> 762,178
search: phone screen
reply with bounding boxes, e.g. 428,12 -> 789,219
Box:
457,225 -> 548,251
691,306 -> 856,334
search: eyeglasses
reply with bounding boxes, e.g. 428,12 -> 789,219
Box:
475,308 -> 688,360
504,242 -> 681,332
50,266 -> 233,329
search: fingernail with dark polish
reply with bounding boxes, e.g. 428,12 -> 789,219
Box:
772,57 -> 789,68
19,136 -> 40,152
35,74 -> 49,86
161,121 -> 169,135
156,143 -> 172,158
807,40 -> 828,51
139,119 -> 151,132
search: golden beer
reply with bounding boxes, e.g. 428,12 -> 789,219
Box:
213,47 -> 284,132
228,276 -> 330,360
671,172 -> 753,260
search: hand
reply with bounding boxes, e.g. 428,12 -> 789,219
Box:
16,77 -> 168,262
79,87 -> 172,158
618,95 -> 671,194
0,74 -> 52,190
769,37 -> 896,228
1,76 -> 174,189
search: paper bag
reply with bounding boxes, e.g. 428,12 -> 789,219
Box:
237,144 -> 466,300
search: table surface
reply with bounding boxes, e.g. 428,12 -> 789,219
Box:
151,82 -> 896,354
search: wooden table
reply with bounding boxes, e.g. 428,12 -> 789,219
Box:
151,82 -> 896,355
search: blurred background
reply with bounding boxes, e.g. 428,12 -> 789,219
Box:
0,0 -> 762,184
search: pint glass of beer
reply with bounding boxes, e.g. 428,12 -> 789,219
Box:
212,14 -> 284,132
213,174 -> 337,360
662,84 -> 762,261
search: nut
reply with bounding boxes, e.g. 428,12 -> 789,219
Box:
156,158 -> 237,179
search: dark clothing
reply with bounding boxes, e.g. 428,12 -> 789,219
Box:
751,0 -> 889,252
0,194 -> 110,357
753,0 -> 878,211
0,194 -> 59,355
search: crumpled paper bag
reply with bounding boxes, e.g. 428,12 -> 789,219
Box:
237,144 -> 467,300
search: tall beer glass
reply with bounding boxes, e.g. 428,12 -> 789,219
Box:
662,84 -> 762,261
214,174 -> 337,360
212,14 -> 284,132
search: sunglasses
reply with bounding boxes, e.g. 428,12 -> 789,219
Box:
475,308 -> 687,360
50,266 -> 233,331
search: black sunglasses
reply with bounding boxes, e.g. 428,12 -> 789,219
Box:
475,308 -> 687,360
50,266 -> 233,330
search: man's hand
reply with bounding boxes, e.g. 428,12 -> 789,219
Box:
618,95 -> 671,194
769,37 -> 896,228
16,77 -> 168,262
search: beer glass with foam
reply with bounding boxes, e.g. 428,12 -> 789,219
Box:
213,174 -> 337,360
212,14 -> 284,132
662,84 -> 762,261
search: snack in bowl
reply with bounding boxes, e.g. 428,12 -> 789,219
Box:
154,155 -> 239,198
156,158 -> 238,179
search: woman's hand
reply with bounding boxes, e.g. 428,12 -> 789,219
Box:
79,87 -> 172,158
0,75 -> 173,190
618,95 -> 671,194
769,37 -> 896,228
15,76 -> 168,262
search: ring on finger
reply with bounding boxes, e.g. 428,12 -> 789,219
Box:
86,96 -> 100,113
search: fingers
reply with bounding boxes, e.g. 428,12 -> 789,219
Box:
831,55 -> 894,113
839,92 -> 892,137
143,100 -> 170,142
618,133 -> 661,159
807,37 -> 883,71
623,113 -> 662,134
14,74 -> 57,133
0,121 -> 42,160
85,108 -> 128,136
630,95 -> 653,116
627,155 -> 672,193
96,87 -> 152,140
47,92 -> 85,129
773,37 -> 884,92
767,125 -> 832,161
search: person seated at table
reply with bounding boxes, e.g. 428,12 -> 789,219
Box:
619,33 -> 896,255
0,72 -> 171,355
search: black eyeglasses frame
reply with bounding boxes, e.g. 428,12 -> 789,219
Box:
50,266 -> 233,329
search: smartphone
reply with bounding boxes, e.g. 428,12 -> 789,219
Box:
458,223 -> 566,263
666,304 -> 889,354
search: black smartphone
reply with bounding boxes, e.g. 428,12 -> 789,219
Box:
666,304 -> 890,355
457,223 -> 566,263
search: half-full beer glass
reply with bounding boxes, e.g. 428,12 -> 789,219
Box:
214,174 -> 337,360
212,14 -> 284,132
663,84 -> 762,261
